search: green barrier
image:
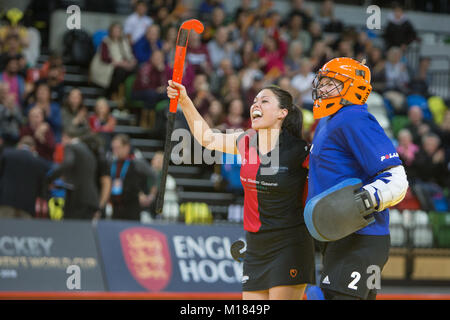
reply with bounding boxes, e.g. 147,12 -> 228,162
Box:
429,212 -> 450,248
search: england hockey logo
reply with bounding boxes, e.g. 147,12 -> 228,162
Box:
120,227 -> 172,292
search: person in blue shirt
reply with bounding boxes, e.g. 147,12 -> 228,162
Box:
26,82 -> 62,142
308,57 -> 409,300
132,24 -> 163,65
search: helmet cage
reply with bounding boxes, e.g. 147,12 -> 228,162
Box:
312,70 -> 352,102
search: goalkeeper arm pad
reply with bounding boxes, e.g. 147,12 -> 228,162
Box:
362,165 -> 409,211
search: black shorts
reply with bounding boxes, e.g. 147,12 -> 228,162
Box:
319,233 -> 390,300
242,224 -> 316,292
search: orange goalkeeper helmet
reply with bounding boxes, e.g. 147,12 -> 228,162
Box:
312,57 -> 372,119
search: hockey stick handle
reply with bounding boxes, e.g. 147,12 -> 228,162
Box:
155,112 -> 176,214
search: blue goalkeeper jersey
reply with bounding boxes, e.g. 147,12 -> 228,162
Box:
307,104 -> 402,235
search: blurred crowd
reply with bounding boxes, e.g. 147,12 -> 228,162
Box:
0,0 -> 449,223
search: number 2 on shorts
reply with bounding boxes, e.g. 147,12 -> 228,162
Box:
348,271 -> 361,290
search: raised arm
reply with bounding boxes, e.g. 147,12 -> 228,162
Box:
167,80 -> 242,155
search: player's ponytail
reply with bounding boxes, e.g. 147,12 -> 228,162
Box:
282,103 -> 303,140
264,85 -> 303,140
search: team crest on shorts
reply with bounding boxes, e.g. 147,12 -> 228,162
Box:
290,268 -> 298,278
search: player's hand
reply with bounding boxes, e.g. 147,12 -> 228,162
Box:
167,80 -> 188,105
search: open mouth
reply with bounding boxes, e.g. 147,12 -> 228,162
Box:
251,109 -> 263,121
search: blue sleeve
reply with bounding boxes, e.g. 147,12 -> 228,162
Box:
335,112 -> 402,177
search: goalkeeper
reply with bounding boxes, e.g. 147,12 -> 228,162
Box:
306,57 -> 408,300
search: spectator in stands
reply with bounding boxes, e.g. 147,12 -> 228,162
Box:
210,58 -> 235,97
240,59 -> 263,92
258,32 -> 288,78
233,0 -> 254,19
26,82 -> 62,142
239,40 -> 258,70
186,31 -> 212,74
38,53 -> 65,81
229,5 -> 253,43
0,85 -> 23,147
207,26 -> 241,70
412,133 -> 448,188
354,31 -> 373,60
291,58 -> 315,110
89,22 -> 137,100
221,74 -> 244,107
246,14 -> 266,50
243,69 -> 265,112
409,57 -> 432,97
367,46 -> 387,93
286,0 -> 313,30
0,55 -> 25,107
266,8 -> 284,34
191,73 -> 215,116
0,136 -> 50,219
223,98 -> 251,130
133,24 -> 163,65
309,40 -> 332,72
283,13 -> 311,55
383,2 -> 417,50
199,0 -> 226,27
88,97 -> 116,152
20,106 -> 55,162
284,40 -> 303,78
202,6 -> 227,43
147,0 -> 177,18
0,34 -> 26,74
132,50 -> 169,109
61,88 -> 89,137
123,0 -> 153,44
89,98 -> 116,134
385,46 -> 410,93
110,134 -> 149,221
335,39 -> 355,59
384,47 -> 410,113
47,127 -> 100,220
277,76 -> 300,106
406,105 -> 442,146
43,64 -> 65,104
161,25 -> 177,62
397,128 -> 420,169
308,21 -> 324,53
316,0 -> 343,33
152,5 -> 179,36
204,99 -> 226,132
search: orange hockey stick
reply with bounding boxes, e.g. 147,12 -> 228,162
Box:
156,19 -> 204,214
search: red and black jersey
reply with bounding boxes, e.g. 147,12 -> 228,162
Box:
236,129 -> 309,233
